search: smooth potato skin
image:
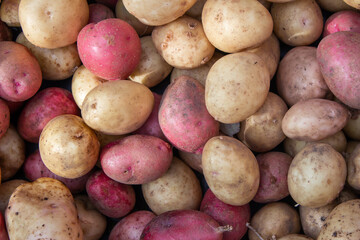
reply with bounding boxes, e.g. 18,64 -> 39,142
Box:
317,0 -> 355,12
323,10 -> 360,37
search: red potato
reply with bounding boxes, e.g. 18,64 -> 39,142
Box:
133,92 -> 166,141
317,31 -> 360,109
200,189 -> 250,240
159,75 -> 219,153
77,18 -> 141,81
0,99 -> 9,139
141,210 -> 224,240
253,152 -> 292,203
0,41 -> 42,102
0,212 -> 8,240
100,134 -> 173,185
17,87 -> 80,143
86,170 -> 136,218
323,10 -> 360,37
109,211 -> 156,240
88,3 -> 115,24
23,150 -> 92,194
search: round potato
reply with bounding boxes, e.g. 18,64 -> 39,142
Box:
288,143 -> 347,208
39,114 -> 100,179
317,0 -> 355,11
202,136 -> 260,206
205,52 -> 270,123
18,0 -> 89,49
271,0 -> 323,46
0,0 -> 20,27
202,0 -> 273,53
142,157 -> 202,215
81,80 -> 154,135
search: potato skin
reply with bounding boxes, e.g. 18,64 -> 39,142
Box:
202,136 -> 260,206
278,234 -> 313,240
0,179 -> 27,215
0,0 -> 20,27
88,3 -> 114,24
317,0 -> 355,12
0,99 -> 10,139
323,10 -> 360,37
347,143 -> 360,190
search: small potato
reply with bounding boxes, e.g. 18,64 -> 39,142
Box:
82,80 -> 154,135
129,36 -> 173,88
88,3 -> 114,24
0,179 -> 27,214
271,0 -> 323,46
0,0 -> 20,27
152,15 -> 215,69
16,33 -> 81,81
288,143 -> 347,208
248,202 -> 301,240
0,125 -> 25,181
39,114 -> 100,179
202,136 -> 260,206
344,0 -> 360,9
122,0 -> 197,26
205,52 -> 270,124
178,150 -> 203,173
0,99 -> 10,139
317,0 -> 355,12
318,199 -> 360,240
282,99 -> 349,141
278,234 -> 313,240
71,65 -> 107,110
347,143 -> 360,190
202,0 -> 273,53
276,46 -> 329,106
19,0 -> 89,49
238,92 -> 288,152
323,10 -> 360,37
142,157 -> 202,215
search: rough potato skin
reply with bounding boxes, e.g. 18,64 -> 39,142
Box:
159,75 -> 219,153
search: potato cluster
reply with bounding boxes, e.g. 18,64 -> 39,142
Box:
0,0 -> 359,239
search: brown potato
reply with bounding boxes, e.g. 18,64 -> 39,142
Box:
343,108 -> 360,140
347,143 -> 360,190
202,136 -> 260,206
0,179 -> 27,215
0,0 -> 20,27
178,150 -> 203,174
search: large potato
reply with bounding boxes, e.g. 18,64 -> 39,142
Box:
0,0 -> 20,27
39,114 -> 100,179
205,52 -> 270,124
122,0 -> 197,26
288,143 -> 347,208
18,0 -> 89,49
81,80 -> 154,135
202,0 -> 273,53
202,136 -> 260,206
5,178 -> 83,239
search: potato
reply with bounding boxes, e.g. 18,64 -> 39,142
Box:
88,3 -> 114,24
39,114 -> 100,179
258,0 -> 272,9
142,157 -> 202,215
140,210 -> 223,240
283,137 -> 308,158
86,170 -> 136,218
344,0 -> 360,9
317,0 -> 355,11
19,0 -> 89,49
282,99 -> 349,141
205,52 -> 270,124
152,15 -> 215,69
344,109 -> 360,140
122,0 -> 197,26
323,10 -> 360,37
5,178 -> 83,239
74,195 -> 107,240
0,179 -> 27,214
71,65 -> 107,110
238,92 -> 288,152
0,0 -> 20,27
186,0 -> 207,20
347,143 -> 360,190
200,189 -> 251,240
0,99 -> 9,139
0,125 -> 25,181
77,18 -> 141,81
129,36 -> 173,87
318,199 -> 360,240
271,0 -> 323,46
159,75 -> 219,153
94,131 -> 126,149
248,202 -> 301,240
317,31 -> 360,109
202,0 -> 273,53
202,136 -> 260,206
288,143 -> 347,207
109,210 -> 156,240
278,234 -> 313,240
16,32 -> 81,81
81,80 -> 154,135
178,150 -> 203,173
276,46 -> 329,106
0,41 -> 42,102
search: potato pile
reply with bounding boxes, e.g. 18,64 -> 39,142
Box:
0,0 -> 359,239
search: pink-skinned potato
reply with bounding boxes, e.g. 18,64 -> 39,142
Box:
100,134 -> 173,185
88,3 -> 115,24
323,10 -> 360,37
77,18 -> 141,81
109,210 -> 156,240
0,41 -> 42,102
159,75 -> 219,153
23,150 -> 92,194
17,87 -> 80,143
0,212 -> 8,240
141,210 -> 224,240
0,99 -> 9,139
317,31 -> 360,109
86,170 -> 136,218
200,189 -> 250,240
